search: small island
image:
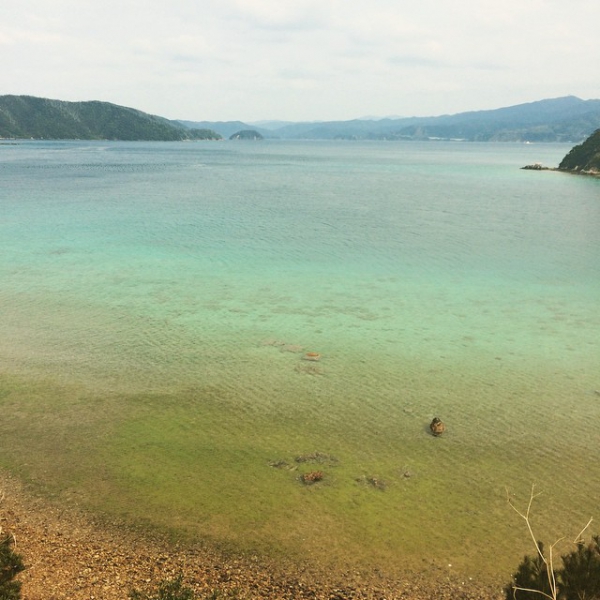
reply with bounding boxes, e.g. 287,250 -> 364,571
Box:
229,129 -> 264,140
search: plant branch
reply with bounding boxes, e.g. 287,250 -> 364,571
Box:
573,518 -> 593,545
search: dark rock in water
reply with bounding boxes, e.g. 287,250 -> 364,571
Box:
300,470 -> 324,484
429,417 -> 446,436
355,475 -> 387,490
366,475 -> 386,490
521,163 -> 550,170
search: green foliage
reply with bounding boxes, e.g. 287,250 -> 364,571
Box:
506,536 -> 600,600
0,533 -> 25,600
505,542 -> 553,600
559,536 -> 600,600
559,129 -> 600,172
129,574 -> 196,600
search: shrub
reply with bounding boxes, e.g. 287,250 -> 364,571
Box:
129,574 -> 195,600
505,542 -> 553,600
558,536 -> 600,600
0,532 -> 25,600
506,536 -> 600,600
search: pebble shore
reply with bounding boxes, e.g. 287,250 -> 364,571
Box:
1,472 -> 504,599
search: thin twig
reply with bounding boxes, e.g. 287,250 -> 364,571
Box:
507,486 -> 596,600
507,485 -> 558,600
511,586 -> 555,600
573,517 -> 593,545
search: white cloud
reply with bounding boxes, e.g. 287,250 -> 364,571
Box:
0,0 -> 598,120
224,0 -> 331,30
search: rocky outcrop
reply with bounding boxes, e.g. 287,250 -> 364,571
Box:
558,129 -> 600,176
521,163 -> 550,171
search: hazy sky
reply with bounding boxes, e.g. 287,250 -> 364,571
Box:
2,0 -> 598,122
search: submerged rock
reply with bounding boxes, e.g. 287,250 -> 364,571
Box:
300,471 -> 324,484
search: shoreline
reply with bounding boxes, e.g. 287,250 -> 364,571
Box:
1,471 -> 503,599
521,163 -> 600,178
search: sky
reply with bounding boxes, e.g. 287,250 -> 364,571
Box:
1,0 -> 599,122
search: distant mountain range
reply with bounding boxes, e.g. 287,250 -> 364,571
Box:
0,95 -> 221,141
1,94 -> 599,143
182,96 -> 600,143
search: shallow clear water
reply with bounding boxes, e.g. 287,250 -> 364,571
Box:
1,139 -> 599,581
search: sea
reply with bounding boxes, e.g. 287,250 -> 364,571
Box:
0,139 -> 599,583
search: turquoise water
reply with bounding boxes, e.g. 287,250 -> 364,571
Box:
1,139 -> 599,580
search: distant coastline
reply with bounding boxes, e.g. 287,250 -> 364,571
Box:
2,94 -> 599,142
522,165 -> 600,178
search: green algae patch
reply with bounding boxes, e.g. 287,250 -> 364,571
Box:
1,371 -> 600,583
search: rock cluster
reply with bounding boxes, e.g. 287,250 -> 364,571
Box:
521,163 -> 549,170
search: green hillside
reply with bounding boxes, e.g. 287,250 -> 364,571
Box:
0,95 -> 221,141
229,129 -> 264,140
558,129 -> 600,174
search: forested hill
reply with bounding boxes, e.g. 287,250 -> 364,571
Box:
0,95 -> 221,141
558,129 -> 600,174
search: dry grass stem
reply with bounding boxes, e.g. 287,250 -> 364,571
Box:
507,485 -> 558,600
573,517 -> 593,545
506,485 -> 594,600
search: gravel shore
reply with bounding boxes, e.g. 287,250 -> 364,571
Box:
1,472 -> 504,599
